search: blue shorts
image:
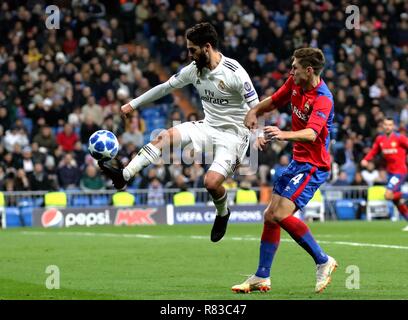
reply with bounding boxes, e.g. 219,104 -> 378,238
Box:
386,174 -> 406,192
273,160 -> 329,210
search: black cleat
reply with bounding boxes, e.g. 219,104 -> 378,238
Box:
98,158 -> 127,190
211,208 -> 231,242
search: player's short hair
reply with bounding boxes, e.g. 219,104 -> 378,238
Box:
292,48 -> 325,75
185,22 -> 218,49
384,117 -> 394,122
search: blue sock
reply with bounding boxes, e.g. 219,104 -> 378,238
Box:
279,215 -> 328,265
255,242 -> 279,278
297,232 -> 328,265
255,222 -> 280,278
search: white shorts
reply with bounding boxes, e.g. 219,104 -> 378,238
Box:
174,121 -> 250,177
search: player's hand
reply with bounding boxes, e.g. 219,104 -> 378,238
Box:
255,136 -> 268,151
121,103 -> 134,115
244,109 -> 258,129
264,126 -> 285,141
360,159 -> 368,168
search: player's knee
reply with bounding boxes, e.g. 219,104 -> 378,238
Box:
263,208 -> 279,223
384,191 -> 393,200
204,176 -> 221,192
152,128 -> 173,145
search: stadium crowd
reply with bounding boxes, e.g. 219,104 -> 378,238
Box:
0,0 -> 408,196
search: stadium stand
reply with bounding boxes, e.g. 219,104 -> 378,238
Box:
0,0 -> 407,222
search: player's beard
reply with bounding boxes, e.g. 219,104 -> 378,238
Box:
194,51 -> 209,76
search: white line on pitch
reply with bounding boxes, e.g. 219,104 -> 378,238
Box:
18,231 -> 408,250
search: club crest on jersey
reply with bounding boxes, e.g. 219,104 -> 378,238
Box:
391,142 -> 397,147
244,82 -> 251,91
292,90 -> 297,96
304,101 -> 311,113
196,79 -> 201,85
218,80 -> 226,90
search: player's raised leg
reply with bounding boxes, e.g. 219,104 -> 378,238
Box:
99,127 -> 181,190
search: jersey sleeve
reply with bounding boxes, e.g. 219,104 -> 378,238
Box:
168,62 -> 195,89
363,136 -> 381,161
271,76 -> 293,109
233,68 -> 259,106
399,134 -> 408,149
306,95 -> 333,134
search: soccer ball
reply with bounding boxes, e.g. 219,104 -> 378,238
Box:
88,130 -> 119,161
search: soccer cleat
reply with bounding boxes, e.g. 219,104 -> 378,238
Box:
98,158 -> 127,190
402,225 -> 408,232
210,208 -> 231,242
231,275 -> 271,293
315,256 -> 338,293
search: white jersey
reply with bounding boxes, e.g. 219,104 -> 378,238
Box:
168,54 -> 259,135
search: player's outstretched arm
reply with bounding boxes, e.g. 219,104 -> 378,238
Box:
121,81 -> 175,115
264,126 -> 317,142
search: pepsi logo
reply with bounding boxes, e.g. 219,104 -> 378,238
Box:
41,208 -> 64,227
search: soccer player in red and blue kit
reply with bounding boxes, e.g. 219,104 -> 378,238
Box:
232,48 -> 337,294
361,118 -> 408,230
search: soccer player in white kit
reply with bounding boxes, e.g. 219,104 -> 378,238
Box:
99,23 -> 259,242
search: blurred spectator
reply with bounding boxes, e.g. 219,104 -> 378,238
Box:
21,146 -> 34,174
14,169 -> 30,191
57,123 -> 79,152
332,171 -> 351,186
361,161 -> 380,186
29,163 -> 55,191
33,126 -> 58,153
147,177 -> 165,206
80,164 -> 105,191
30,142 -> 47,164
352,171 -> 368,187
80,116 -> 100,145
57,153 -> 81,189
3,124 -> 29,152
122,110 -> 145,148
81,96 -> 104,126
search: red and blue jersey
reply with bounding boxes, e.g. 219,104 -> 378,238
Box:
363,132 -> 408,174
271,76 -> 334,170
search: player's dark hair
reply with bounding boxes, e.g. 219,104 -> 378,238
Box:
185,22 -> 219,49
384,117 -> 394,122
292,48 -> 325,75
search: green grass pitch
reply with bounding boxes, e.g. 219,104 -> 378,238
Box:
1,221 -> 408,300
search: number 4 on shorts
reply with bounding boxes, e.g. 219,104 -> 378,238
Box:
291,173 -> 304,185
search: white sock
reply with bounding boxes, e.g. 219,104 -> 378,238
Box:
213,191 -> 228,217
122,143 -> 161,181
